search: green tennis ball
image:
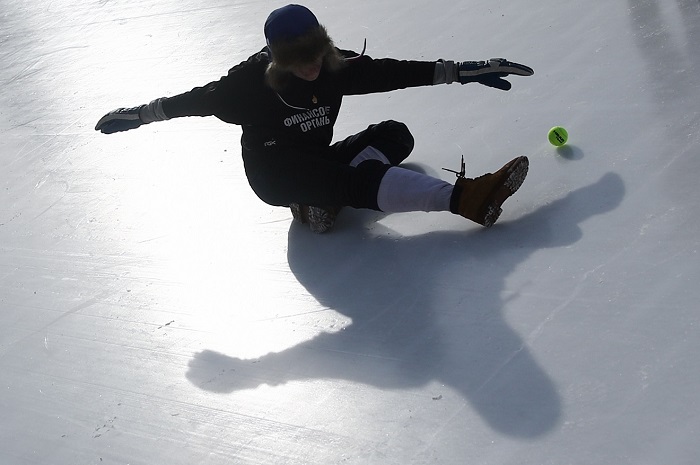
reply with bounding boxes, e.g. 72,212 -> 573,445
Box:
548,126 -> 568,146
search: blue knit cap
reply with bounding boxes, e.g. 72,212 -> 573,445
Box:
264,5 -> 319,44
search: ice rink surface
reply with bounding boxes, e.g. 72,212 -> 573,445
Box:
1,0 -> 699,463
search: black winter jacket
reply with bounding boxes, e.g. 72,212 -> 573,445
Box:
161,48 -> 436,153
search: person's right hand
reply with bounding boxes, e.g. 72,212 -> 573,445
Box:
95,106 -> 145,134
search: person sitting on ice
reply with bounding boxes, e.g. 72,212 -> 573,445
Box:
96,4 -> 534,233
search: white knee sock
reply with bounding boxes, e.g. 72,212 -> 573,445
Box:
350,146 -> 391,167
376,167 -> 454,213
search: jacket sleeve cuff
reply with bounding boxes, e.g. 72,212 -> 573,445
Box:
139,97 -> 171,124
433,60 -> 458,85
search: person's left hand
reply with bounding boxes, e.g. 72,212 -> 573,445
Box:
457,58 -> 534,91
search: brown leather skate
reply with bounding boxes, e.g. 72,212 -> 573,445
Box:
289,204 -> 341,233
452,156 -> 529,227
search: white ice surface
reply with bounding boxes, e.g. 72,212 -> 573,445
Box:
1,0 -> 699,464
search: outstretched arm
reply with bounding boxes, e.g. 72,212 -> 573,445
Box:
339,52 -> 533,95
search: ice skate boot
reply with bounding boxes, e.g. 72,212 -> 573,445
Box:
289,204 -> 341,234
449,156 -> 529,227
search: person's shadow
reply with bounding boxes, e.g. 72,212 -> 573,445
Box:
187,172 -> 625,439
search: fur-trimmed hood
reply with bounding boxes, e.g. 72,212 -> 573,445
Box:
265,25 -> 346,90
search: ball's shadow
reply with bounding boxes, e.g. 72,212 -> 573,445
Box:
555,144 -> 584,160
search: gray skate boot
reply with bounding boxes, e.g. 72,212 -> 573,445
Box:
289,204 -> 341,234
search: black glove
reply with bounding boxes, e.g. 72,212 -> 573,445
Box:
95,105 -> 145,134
458,58 -> 534,91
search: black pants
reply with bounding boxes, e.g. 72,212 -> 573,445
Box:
242,120 -> 414,210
